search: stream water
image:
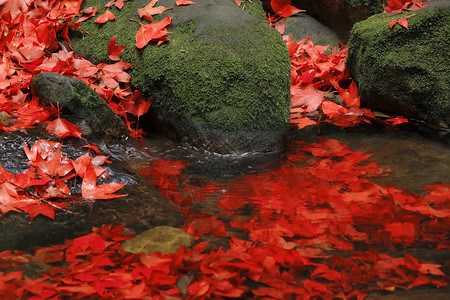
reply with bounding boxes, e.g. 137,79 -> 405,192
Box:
137,124 -> 450,194
1,124 -> 449,298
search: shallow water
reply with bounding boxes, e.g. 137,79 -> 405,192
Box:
291,125 -> 450,194
139,124 -> 450,194
1,124 -> 449,298
126,124 -> 450,297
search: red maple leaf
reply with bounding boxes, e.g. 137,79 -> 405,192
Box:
321,100 -> 346,118
21,203 -> 57,220
78,7 -> 98,23
81,159 -> 127,200
105,0 -> 129,10
46,117 -> 85,139
290,114 -> 317,129
177,0 -> 196,5
290,84 -> 324,112
107,35 -> 127,61
385,0 -> 428,13
72,152 -> 109,179
95,9 -> 115,24
389,16 -> 414,30
0,181 -> 39,214
122,90 -> 151,117
135,16 -> 172,48
331,79 -> 360,107
0,0 -> 31,21
271,0 -> 304,18
385,117 -> 408,125
138,0 -> 171,22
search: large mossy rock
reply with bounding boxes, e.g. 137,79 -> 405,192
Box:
71,0 -> 291,154
347,1 -> 450,129
32,72 -> 130,141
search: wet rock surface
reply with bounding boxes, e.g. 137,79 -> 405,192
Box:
31,72 -> 130,142
263,0 -> 381,40
282,12 -> 342,49
121,226 -> 195,255
0,129 -> 184,252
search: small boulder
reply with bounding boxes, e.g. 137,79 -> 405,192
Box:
282,13 -> 342,49
121,226 -> 195,255
31,72 -> 130,141
347,2 -> 450,129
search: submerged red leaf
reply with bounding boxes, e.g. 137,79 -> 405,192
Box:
81,159 -> 127,200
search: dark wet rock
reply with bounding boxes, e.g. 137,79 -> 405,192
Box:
121,226 -> 195,255
31,72 -> 130,142
281,13 -> 342,49
6,262 -> 53,280
347,2 -> 450,129
366,284 -> 450,300
263,0 -> 383,40
71,0 -> 291,154
0,130 -> 184,252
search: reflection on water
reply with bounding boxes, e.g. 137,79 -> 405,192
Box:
291,124 -> 450,193
1,124 -> 449,298
138,125 -> 450,274
139,125 -> 449,195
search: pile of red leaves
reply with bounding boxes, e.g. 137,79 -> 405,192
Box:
1,139 -> 448,299
0,0 -> 152,138
0,139 -> 126,219
1,1 -> 447,299
266,0 -> 409,130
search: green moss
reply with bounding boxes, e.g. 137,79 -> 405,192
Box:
72,0 -> 290,131
239,0 -> 266,21
347,6 -> 450,126
345,0 -> 384,14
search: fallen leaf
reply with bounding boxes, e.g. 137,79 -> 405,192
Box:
46,117 -> 85,139
290,84 -> 324,112
81,159 -> 127,200
107,35 -> 127,61
78,6 -> 98,23
95,9 -> 115,24
135,16 -> 172,48
177,0 -> 196,5
138,0 -> 171,22
271,0 -> 304,18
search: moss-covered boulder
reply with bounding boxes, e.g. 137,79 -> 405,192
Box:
347,2 -> 450,129
71,0 -> 291,154
31,72 -> 130,141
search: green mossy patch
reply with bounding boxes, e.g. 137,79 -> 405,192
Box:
71,0 -> 291,133
31,72 -> 130,140
347,5 -> 450,128
345,0 -> 383,14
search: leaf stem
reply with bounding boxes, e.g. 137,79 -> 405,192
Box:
1,178 -> 87,221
